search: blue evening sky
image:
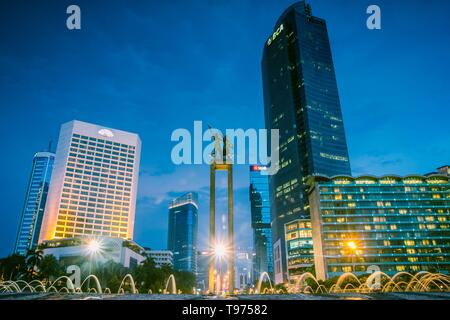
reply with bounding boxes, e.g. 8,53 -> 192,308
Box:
0,0 -> 449,257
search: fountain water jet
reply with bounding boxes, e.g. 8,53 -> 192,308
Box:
256,272 -> 273,294
1,270 -> 449,296
117,274 -> 137,294
29,280 -> 46,292
49,276 -> 75,293
294,272 -> 322,293
164,274 -> 177,294
332,272 -> 362,293
79,275 -> 102,294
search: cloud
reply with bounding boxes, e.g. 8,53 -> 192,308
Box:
351,153 -> 417,176
137,164 -> 250,205
137,165 -> 209,205
135,164 -> 253,250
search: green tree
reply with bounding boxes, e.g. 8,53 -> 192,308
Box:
322,276 -> 339,289
38,254 -> 62,282
25,249 -> 44,280
0,254 -> 26,280
174,270 -> 196,294
134,257 -> 171,293
98,260 -> 128,293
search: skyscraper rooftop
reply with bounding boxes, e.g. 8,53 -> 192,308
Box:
169,192 -> 199,209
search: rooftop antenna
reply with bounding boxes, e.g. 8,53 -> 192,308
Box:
304,2 -> 312,18
47,139 -> 53,153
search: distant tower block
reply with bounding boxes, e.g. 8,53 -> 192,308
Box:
208,128 -> 234,294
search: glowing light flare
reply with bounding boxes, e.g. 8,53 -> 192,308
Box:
86,238 -> 104,256
347,241 -> 357,251
214,243 -> 226,258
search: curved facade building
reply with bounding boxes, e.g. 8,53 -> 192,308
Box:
167,192 -> 198,274
262,1 -> 351,283
308,174 -> 450,279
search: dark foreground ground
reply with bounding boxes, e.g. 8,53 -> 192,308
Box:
1,292 -> 450,300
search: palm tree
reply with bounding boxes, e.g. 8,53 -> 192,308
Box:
38,254 -> 62,282
0,254 -> 26,280
100,260 -> 127,292
25,249 -> 44,279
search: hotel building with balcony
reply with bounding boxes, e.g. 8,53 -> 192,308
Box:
38,120 -> 141,242
306,171 -> 450,280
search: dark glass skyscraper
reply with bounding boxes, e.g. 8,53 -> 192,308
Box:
15,151 -> 55,255
249,165 -> 274,281
262,1 -> 351,283
167,192 -> 198,274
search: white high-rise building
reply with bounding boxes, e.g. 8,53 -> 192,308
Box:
144,249 -> 174,268
39,120 -> 141,242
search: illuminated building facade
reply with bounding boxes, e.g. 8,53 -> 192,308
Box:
40,237 -> 146,270
196,250 -> 210,291
168,192 -> 198,273
284,219 -> 313,281
262,1 -> 351,282
249,165 -> 273,281
234,249 -> 253,291
39,120 -> 141,242
15,151 -> 55,255
144,248 -> 174,268
308,174 -> 450,280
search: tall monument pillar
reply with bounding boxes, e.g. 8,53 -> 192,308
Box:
208,132 -> 234,294
227,164 -> 234,292
208,165 -> 216,293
